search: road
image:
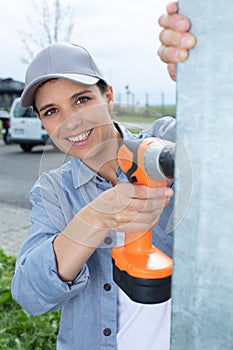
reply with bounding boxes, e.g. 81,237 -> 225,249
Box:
0,140 -> 68,208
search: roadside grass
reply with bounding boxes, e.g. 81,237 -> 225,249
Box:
113,105 -> 176,123
0,249 -> 61,349
113,106 -> 176,134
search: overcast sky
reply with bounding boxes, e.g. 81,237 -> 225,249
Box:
0,0 -> 176,105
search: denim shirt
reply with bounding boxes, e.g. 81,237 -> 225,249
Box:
12,117 -> 176,350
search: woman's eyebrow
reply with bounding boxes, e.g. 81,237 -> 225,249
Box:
71,89 -> 93,100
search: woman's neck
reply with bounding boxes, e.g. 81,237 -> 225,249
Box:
84,125 -> 123,185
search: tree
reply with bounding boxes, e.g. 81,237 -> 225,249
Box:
20,0 -> 75,64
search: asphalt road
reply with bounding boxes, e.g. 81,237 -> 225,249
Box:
0,140 -> 69,208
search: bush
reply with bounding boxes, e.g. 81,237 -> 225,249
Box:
0,249 -> 61,349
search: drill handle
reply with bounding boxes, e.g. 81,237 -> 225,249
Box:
124,229 -> 152,254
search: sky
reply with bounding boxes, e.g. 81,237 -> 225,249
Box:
0,0 -> 176,106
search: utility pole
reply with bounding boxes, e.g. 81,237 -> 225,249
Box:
125,85 -> 130,110
171,1 -> 233,349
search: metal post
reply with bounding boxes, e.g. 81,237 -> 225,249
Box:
171,1 -> 233,349
161,91 -> 165,116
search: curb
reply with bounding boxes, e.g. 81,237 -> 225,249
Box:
0,203 -> 30,256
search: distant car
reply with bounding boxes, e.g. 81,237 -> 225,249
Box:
0,109 -> 10,144
0,110 -> 9,119
8,97 -> 51,152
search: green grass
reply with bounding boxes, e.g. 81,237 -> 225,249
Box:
112,105 -> 176,123
111,105 -> 176,134
0,249 -> 61,349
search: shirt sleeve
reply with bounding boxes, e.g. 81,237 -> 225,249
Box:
11,173 -> 90,316
139,116 -> 176,142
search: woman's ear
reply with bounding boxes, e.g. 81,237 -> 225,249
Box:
106,85 -> 114,112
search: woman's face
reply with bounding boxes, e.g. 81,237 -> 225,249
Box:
35,78 -> 117,160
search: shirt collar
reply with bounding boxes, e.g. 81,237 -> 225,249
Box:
70,122 -> 135,189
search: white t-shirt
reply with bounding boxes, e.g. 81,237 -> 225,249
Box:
117,287 -> 171,350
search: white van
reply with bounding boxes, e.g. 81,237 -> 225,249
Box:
8,97 -> 51,152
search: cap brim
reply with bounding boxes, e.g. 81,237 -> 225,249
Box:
20,73 -> 100,107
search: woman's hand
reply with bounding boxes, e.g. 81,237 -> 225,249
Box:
84,182 -> 173,233
157,1 -> 196,80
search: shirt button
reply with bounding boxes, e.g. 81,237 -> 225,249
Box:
104,283 -> 111,291
104,236 -> 112,245
103,328 -> 111,336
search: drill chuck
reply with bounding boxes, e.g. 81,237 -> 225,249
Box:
143,139 -> 175,182
159,147 -> 174,179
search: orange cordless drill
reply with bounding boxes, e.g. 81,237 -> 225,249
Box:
112,137 -> 175,304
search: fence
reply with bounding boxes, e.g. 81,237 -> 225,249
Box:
115,91 -> 175,107
113,91 -> 176,118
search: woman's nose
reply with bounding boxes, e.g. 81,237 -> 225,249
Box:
62,109 -> 83,129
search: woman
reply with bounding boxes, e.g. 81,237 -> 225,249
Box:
12,3 -> 195,349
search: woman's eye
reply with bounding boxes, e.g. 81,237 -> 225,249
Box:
43,108 -> 58,117
76,96 -> 91,105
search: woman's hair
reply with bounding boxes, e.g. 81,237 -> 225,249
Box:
96,79 -> 109,95
33,101 -> 39,114
33,79 -> 109,114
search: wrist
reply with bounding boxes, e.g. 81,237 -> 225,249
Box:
62,205 -> 108,248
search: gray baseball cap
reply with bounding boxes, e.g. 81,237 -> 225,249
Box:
20,42 -> 107,107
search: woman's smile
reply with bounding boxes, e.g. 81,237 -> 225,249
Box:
67,128 -> 94,146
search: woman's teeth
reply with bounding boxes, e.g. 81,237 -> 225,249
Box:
68,130 -> 92,142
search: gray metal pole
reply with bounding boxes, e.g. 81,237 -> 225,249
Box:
171,1 -> 233,349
